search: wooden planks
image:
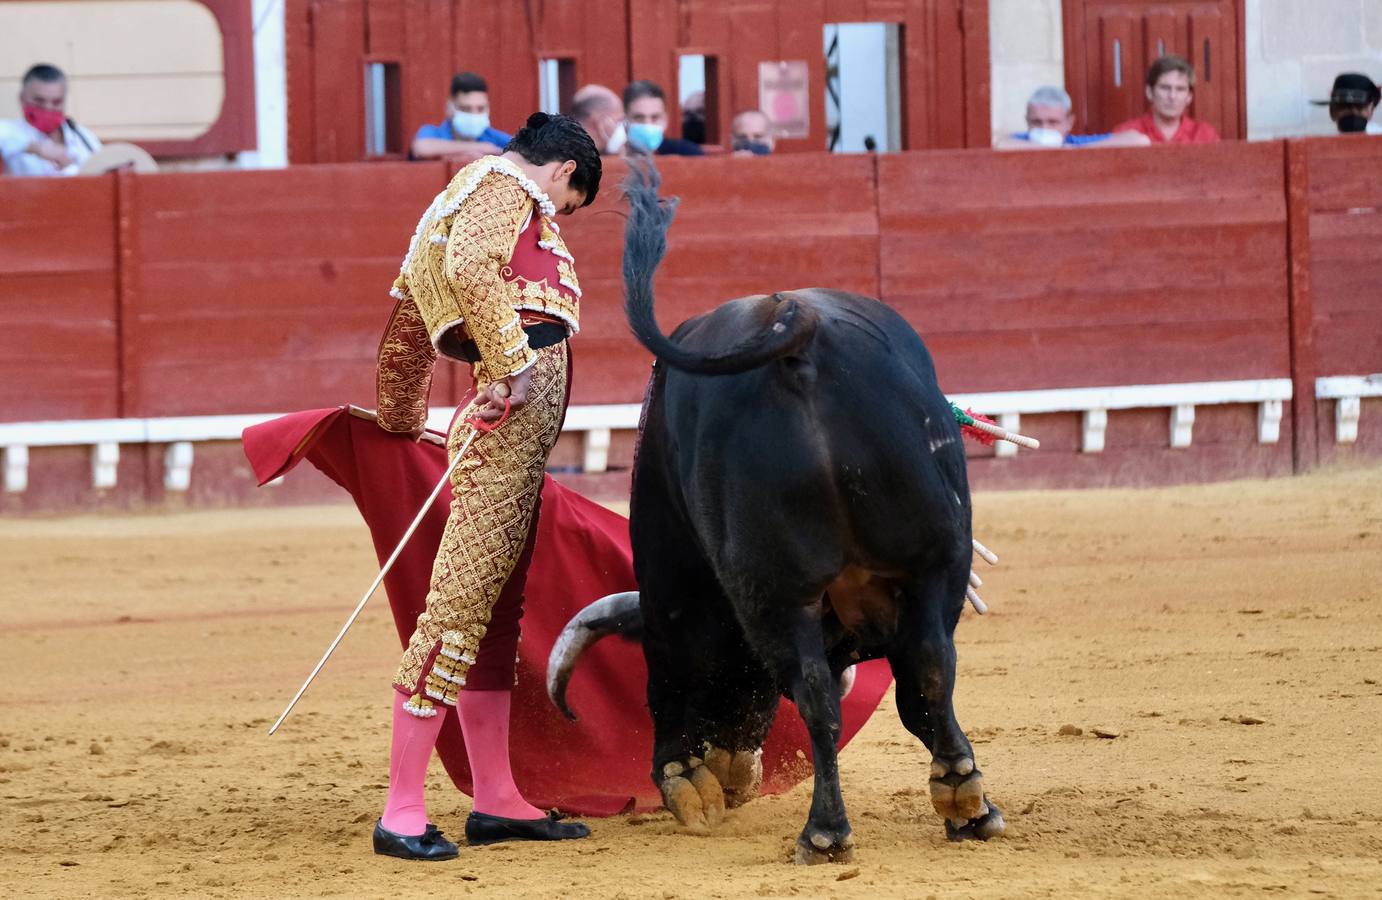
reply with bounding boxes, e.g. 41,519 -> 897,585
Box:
0,177 -> 120,421
1302,136 -> 1382,379
561,154 -> 881,404
118,162 -> 449,416
878,141 -> 1292,393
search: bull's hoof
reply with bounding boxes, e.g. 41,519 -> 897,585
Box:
703,746 -> 762,808
661,775 -> 709,831
928,756 -> 987,823
689,765 -> 726,827
792,828 -> 855,865
945,800 -> 1006,842
660,762 -> 725,831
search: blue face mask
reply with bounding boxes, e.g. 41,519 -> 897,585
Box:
627,122 -> 665,152
451,110 -> 490,140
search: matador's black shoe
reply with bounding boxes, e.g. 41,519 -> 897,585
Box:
464,810 -> 591,846
372,819 -> 459,861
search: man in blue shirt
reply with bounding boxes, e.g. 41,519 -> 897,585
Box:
994,86 -> 1149,150
411,72 -> 513,163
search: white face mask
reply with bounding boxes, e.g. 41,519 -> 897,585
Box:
604,121 -> 627,155
1027,127 -> 1064,147
451,110 -> 490,140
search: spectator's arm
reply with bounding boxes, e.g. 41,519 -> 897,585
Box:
375,292 -> 438,435
1094,131 -> 1152,148
994,135 -> 1042,151
411,136 -> 503,162
0,120 -> 30,158
444,175 -> 537,384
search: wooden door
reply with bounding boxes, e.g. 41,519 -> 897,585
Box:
1063,0 -> 1244,139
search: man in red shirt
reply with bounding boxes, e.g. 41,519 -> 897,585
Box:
1115,55 -> 1219,144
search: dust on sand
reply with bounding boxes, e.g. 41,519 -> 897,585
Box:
2,465 -> 1381,898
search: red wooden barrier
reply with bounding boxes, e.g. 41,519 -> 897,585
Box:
0,177 -> 120,422
2,140 -> 1380,511
878,141 -> 1292,393
1302,137 -> 1382,378
1298,137 -> 1382,462
116,162 -> 451,417
562,154 -> 881,403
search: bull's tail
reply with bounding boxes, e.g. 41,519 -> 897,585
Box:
545,591 -> 643,720
622,161 -> 818,375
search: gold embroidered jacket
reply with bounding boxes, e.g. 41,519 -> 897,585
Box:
376,156 -> 581,434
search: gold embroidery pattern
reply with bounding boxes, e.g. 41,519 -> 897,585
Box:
375,294 -> 437,434
393,341 -> 569,696
405,166 -> 535,383
556,259 -> 581,297
396,159 -> 582,385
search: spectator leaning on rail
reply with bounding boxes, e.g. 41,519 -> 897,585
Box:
731,110 -> 775,155
1311,73 -> 1381,135
1114,55 -> 1219,144
993,86 -> 1150,150
411,72 -> 512,163
570,84 -> 627,155
0,63 -> 101,176
623,80 -> 704,156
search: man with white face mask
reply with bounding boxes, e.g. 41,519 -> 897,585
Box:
570,84 -> 628,156
994,86 -> 1149,151
411,72 -> 513,163
621,80 -> 703,157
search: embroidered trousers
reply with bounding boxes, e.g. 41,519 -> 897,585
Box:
395,341 -> 568,716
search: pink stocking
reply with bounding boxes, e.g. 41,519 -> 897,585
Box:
456,689 -> 544,819
380,691 -> 445,836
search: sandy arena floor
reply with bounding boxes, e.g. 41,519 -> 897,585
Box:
2,465 -> 1381,898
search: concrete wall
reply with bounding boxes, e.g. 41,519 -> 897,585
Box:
1246,0 -> 1382,139
988,0 -> 1065,140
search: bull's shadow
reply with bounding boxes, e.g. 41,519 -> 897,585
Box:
549,162 -> 1005,863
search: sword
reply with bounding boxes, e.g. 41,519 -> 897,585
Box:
268,398 -> 510,735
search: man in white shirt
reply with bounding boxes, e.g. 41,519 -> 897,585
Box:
0,64 -> 101,176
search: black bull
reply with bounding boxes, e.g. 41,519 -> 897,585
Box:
548,166 -> 1005,863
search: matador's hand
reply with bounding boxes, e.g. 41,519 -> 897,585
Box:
473,368 -> 533,422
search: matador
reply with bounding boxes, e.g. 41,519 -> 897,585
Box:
370,113 -> 602,860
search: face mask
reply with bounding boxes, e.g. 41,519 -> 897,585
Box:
1338,114 -> 1370,134
604,121 -> 627,155
1026,127 -> 1064,147
732,138 -> 772,156
627,122 -> 665,153
23,104 -> 65,135
451,110 -> 490,140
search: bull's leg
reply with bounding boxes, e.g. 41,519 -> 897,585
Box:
698,669 -> 777,808
888,576 -> 1005,842
741,603 -> 854,865
645,637 -> 727,831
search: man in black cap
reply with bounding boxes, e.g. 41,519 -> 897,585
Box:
1312,73 -> 1380,135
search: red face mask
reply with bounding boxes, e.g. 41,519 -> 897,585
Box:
23,104 -> 66,135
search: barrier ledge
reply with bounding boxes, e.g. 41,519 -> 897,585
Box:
0,379 -> 1294,494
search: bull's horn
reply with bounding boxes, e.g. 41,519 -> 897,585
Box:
839,665 -> 857,700
546,591 -> 642,721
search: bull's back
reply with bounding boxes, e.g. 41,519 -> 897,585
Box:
658,289 -> 969,587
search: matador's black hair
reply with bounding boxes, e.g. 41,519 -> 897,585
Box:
505,112 -> 602,207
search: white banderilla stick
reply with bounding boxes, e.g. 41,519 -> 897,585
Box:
267,424 -> 483,735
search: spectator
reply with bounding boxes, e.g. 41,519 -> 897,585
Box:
994,86 -> 1150,149
681,90 -> 707,144
1113,55 -> 1219,144
623,81 -> 703,156
570,84 -> 627,155
731,110 -> 775,155
411,72 -> 512,162
0,63 -> 102,176
1311,73 -> 1380,135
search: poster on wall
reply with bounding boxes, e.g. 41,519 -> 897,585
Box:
759,61 -> 809,138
